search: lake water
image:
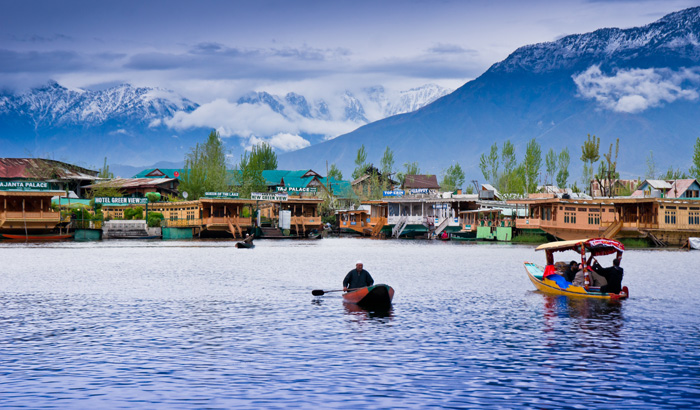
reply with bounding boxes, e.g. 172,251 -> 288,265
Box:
1,238 -> 699,409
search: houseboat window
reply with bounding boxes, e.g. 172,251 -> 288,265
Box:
609,209 -> 615,212
689,211 -> 699,225
679,207 -> 687,210
665,210 -> 676,225
564,211 -> 576,224
667,206 -> 677,209
691,207 -> 700,211
578,208 -> 587,212
588,212 -> 600,225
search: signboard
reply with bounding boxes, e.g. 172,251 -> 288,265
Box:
94,197 -> 149,206
383,190 -> 405,197
276,186 -> 317,193
251,192 -> 288,201
0,180 -> 51,191
204,192 -> 240,198
432,204 -> 450,209
409,188 -> 429,194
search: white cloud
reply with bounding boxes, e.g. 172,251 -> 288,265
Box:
247,133 -> 311,151
573,65 -> 700,113
163,97 -> 362,146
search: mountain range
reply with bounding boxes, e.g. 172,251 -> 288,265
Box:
278,6 -> 700,182
0,81 -> 450,171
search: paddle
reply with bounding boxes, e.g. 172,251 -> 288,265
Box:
311,288 -> 358,296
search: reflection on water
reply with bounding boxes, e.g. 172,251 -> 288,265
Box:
1,238 -> 699,409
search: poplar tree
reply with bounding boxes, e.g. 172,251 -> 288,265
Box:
690,137 -> 700,180
580,134 -> 600,195
351,145 -> 368,180
556,148 -> 570,189
522,138 -> 542,194
545,148 -> 557,186
179,130 -> 228,200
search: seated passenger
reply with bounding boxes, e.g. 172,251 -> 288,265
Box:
561,261 -> 578,283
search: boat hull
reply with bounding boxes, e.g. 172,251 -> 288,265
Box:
1,233 -> 74,241
343,284 -> 394,309
235,241 -> 255,248
524,262 -> 628,300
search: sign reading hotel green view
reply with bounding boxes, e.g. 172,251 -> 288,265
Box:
276,186 -> 317,193
251,192 -> 288,201
94,197 -> 149,206
0,180 -> 51,191
204,192 -> 240,198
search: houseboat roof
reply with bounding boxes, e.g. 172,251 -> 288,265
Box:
0,158 -> 98,181
85,178 -> 178,189
641,179 -> 673,190
403,174 -> 440,190
666,179 -> 699,198
132,168 -> 182,178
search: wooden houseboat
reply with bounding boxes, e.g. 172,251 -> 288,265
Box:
459,206 -> 516,241
0,188 -> 64,236
338,193 -> 478,239
508,196 -> 700,246
198,197 -> 256,238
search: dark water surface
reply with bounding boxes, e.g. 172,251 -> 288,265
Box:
1,238 -> 699,409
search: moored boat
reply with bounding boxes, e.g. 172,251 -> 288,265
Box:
235,241 -> 255,248
525,238 -> 628,300
1,233 -> 74,241
343,284 -> 394,309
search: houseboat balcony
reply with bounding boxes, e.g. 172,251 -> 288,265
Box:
291,216 -> 322,226
387,215 -> 424,226
2,211 -> 61,222
161,218 -> 203,228
515,218 -> 541,229
203,216 -> 253,227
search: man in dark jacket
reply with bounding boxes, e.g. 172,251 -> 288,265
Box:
592,258 -> 624,294
343,260 -> 374,290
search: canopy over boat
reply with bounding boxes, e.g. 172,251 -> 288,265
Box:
536,238 -> 624,266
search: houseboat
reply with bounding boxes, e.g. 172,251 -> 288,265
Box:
508,196 -> 700,246
0,189 -> 64,237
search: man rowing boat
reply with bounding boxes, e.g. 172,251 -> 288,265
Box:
343,260 -> 374,291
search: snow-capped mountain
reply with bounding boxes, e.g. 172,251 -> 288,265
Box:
0,81 -> 198,128
279,6 -> 700,179
234,84 -> 451,124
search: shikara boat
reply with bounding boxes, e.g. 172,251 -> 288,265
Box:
235,241 -> 255,248
343,284 -> 394,309
1,233 -> 74,241
524,238 -> 629,300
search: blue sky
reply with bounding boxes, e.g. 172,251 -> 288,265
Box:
2,0 -> 700,154
2,0 -> 698,100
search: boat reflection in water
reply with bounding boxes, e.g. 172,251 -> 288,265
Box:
541,294 -> 624,345
344,302 -> 393,320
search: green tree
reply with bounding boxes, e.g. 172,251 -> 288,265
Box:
97,157 -> 114,179
595,138 -> 620,197
179,130 -> 228,200
351,145 -> 368,180
556,148 -> 570,189
479,143 -> 499,185
580,134 -> 600,195
248,142 -> 278,170
690,137 -> 700,180
441,163 -> 465,192
522,138 -> 542,194
396,161 -> 420,187
645,151 -> 658,179
235,150 -> 268,199
380,146 -> 395,177
327,163 -> 343,181
501,140 -> 517,193
545,148 -> 557,186
662,167 -> 688,180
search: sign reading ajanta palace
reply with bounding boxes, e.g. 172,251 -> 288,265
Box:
0,181 -> 51,191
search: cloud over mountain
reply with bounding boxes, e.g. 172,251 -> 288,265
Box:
574,65 -> 700,113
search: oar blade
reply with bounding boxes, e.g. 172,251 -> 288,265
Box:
311,289 -> 325,296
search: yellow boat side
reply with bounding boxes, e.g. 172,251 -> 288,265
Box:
524,262 -> 624,300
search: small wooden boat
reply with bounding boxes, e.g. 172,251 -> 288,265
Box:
525,238 -> 629,300
307,231 -> 322,239
1,233 -> 74,241
235,241 -> 255,248
343,284 -> 394,309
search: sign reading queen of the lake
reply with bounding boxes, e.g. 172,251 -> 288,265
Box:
204,192 -> 239,198
0,180 -> 50,191
94,197 -> 149,206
